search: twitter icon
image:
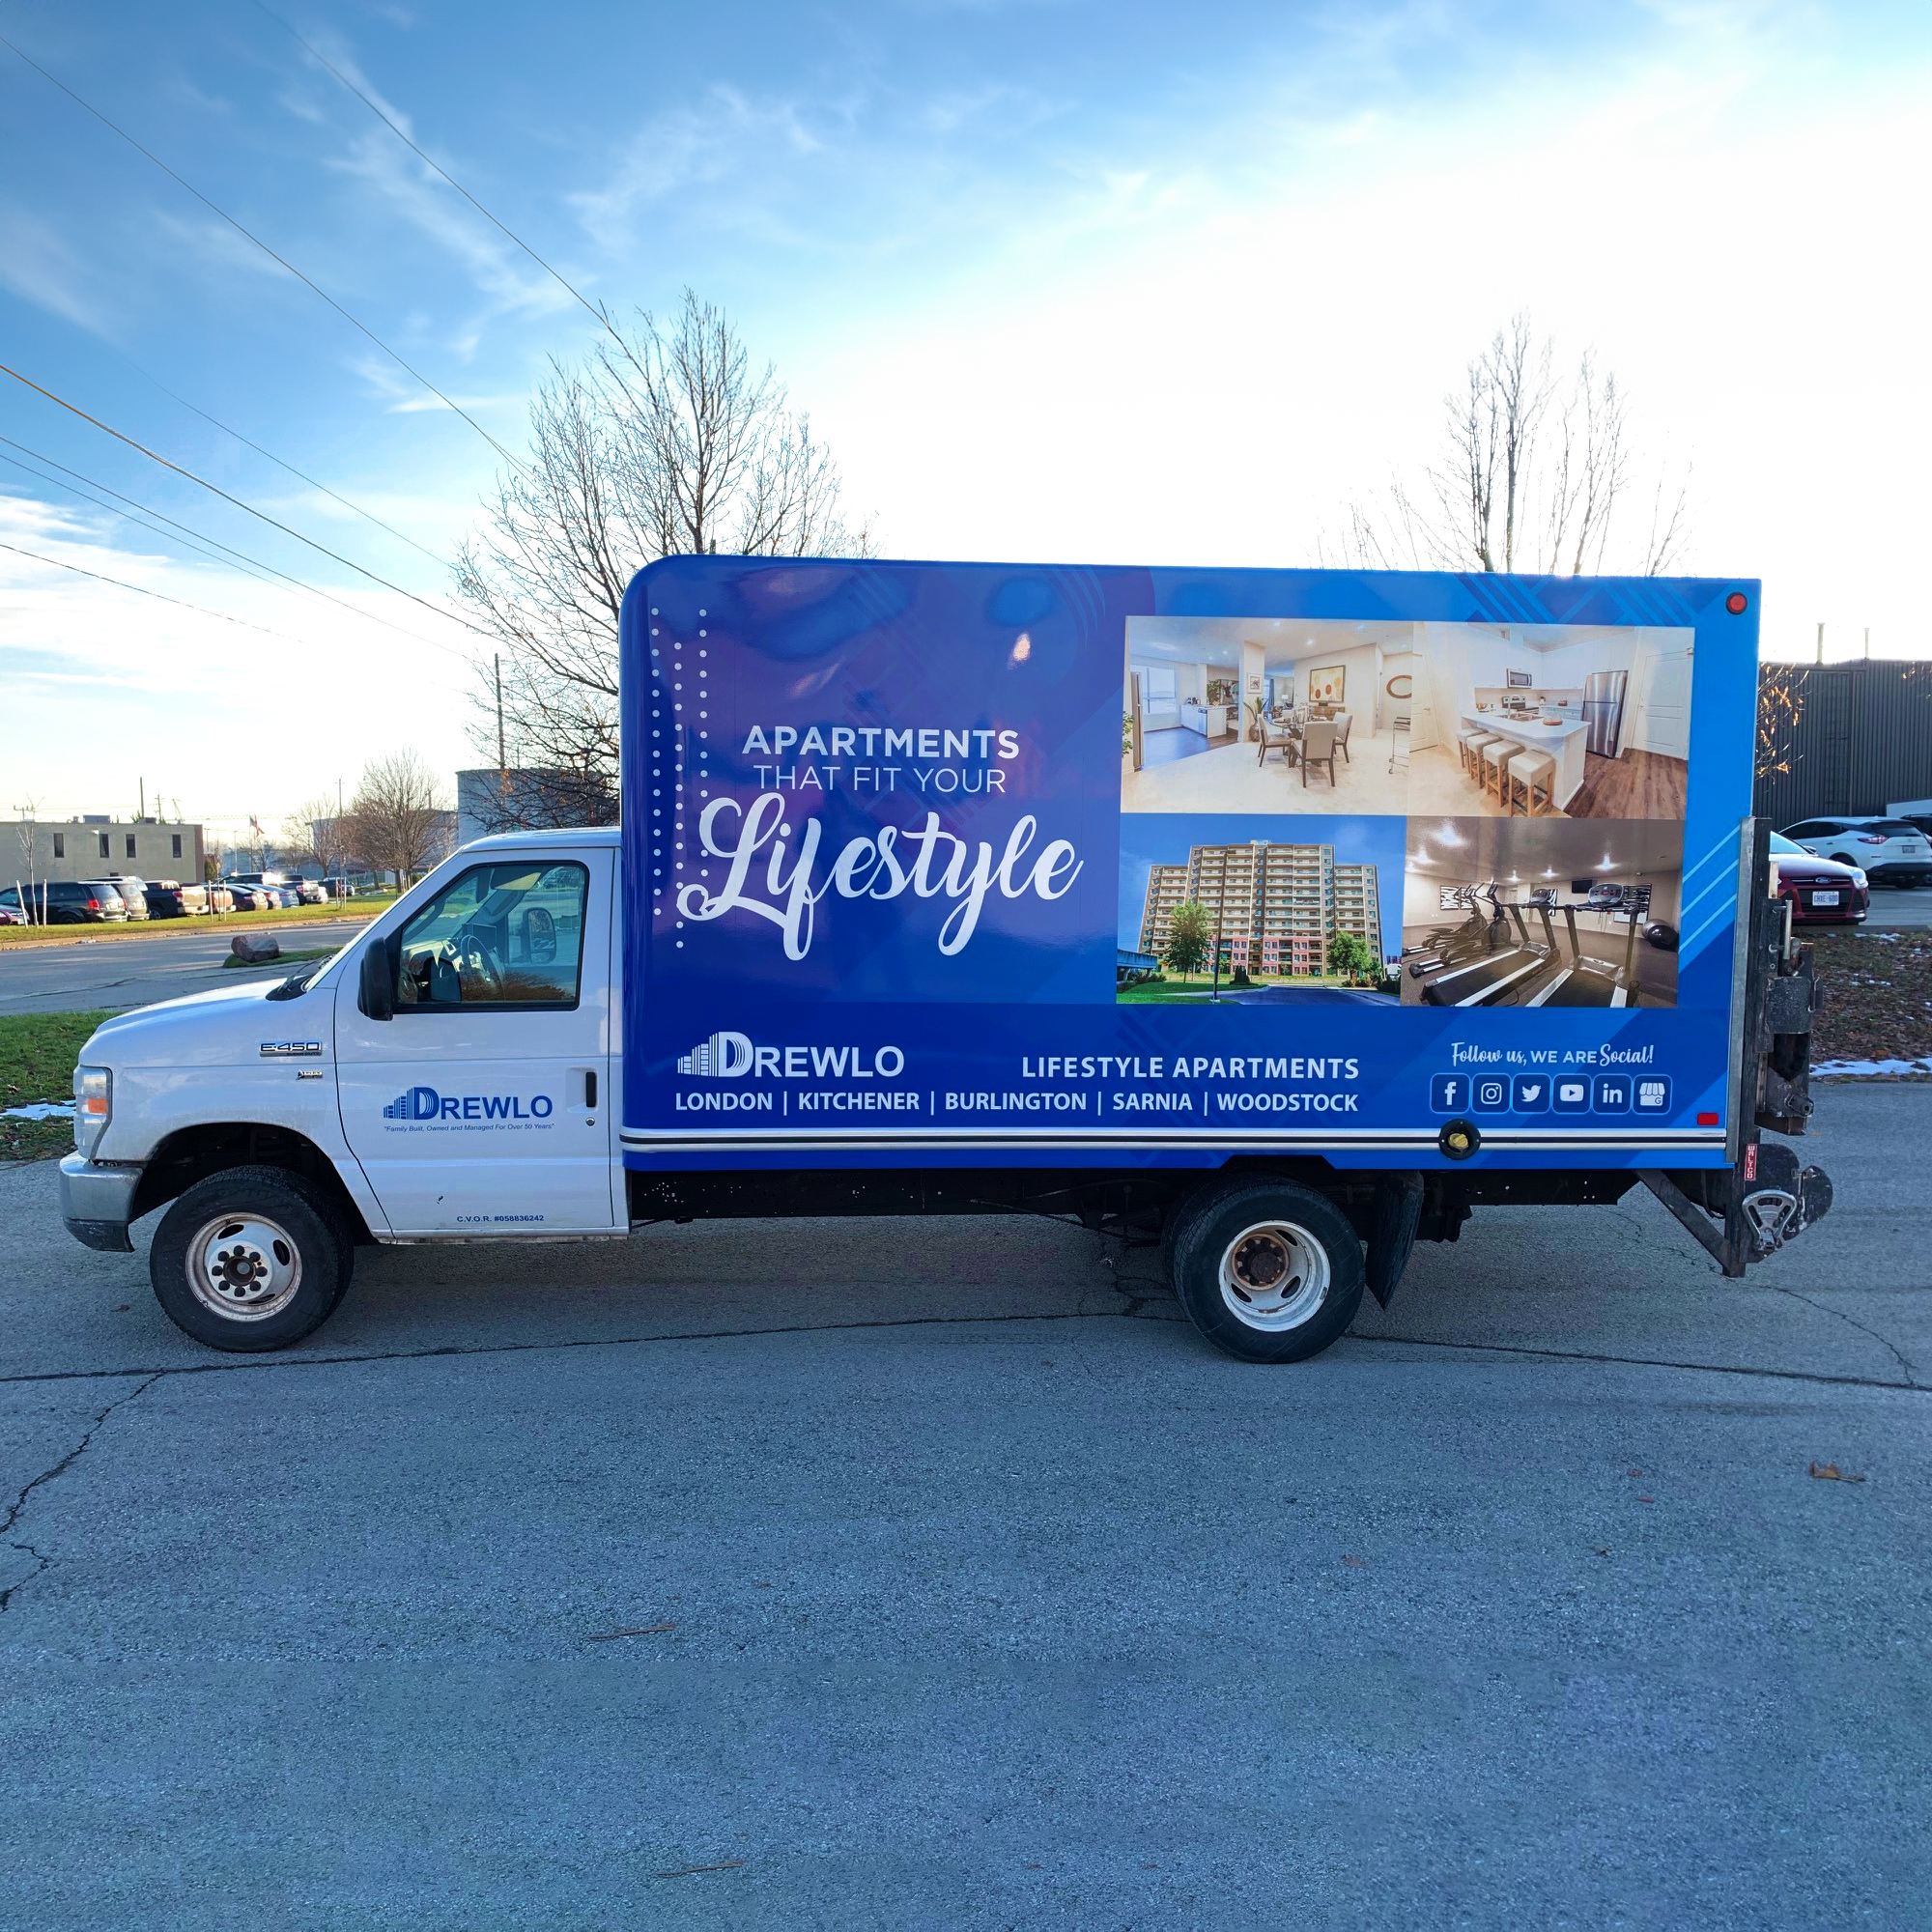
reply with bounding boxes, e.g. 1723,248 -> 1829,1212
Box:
1512,1075 -> 1550,1113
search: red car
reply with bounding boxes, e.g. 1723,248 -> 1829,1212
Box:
1771,833 -> 1867,923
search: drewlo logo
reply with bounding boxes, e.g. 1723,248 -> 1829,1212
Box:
383,1085 -> 554,1122
677,1031 -> 904,1081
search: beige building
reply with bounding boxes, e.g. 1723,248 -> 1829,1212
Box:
13,816 -> 206,887
1139,838 -> 1381,977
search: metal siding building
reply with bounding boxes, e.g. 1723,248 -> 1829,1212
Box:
1755,661 -> 1932,825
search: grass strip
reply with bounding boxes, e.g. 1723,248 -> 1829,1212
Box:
0,1009 -> 113,1160
0,901 -> 384,949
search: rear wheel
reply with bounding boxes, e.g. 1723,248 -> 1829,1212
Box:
1167,1178 -> 1365,1362
150,1165 -> 354,1352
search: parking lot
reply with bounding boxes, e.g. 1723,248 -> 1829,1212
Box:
0,918 -> 371,1016
1,1081 -> 1926,1928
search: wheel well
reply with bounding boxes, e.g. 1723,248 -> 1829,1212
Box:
128,1124 -> 376,1243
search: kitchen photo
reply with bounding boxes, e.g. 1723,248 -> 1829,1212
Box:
1404,620 -> 1694,821
1399,816 -> 1684,1009
1122,616 -> 1420,815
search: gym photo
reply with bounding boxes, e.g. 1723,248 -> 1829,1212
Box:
1399,817 -> 1683,1009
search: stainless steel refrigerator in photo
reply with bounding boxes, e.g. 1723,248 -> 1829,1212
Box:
1581,669 -> 1628,757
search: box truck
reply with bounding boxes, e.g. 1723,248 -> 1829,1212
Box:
59,558 -> 1832,1359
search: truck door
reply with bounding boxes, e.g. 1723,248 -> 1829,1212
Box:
335,852 -> 617,1235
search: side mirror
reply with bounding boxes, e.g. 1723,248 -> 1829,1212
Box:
358,941 -> 394,1022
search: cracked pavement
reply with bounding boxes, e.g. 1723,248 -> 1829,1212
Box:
0,1082 -> 1927,1928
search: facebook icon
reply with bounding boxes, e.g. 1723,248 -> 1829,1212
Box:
1431,1074 -> 1468,1113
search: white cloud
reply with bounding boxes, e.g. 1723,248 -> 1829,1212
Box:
0,492 -> 481,822
0,206 -> 117,335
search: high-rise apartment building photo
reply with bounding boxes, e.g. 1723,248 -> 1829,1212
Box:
1138,839 -> 1382,977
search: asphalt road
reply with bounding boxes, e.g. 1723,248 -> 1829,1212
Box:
1,1084 -> 1927,1928
0,918 -> 371,1015
1867,887 -> 1932,929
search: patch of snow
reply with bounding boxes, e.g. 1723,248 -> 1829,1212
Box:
1813,1057 -> 1932,1077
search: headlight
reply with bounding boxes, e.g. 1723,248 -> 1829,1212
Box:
1852,869 -> 1867,886
73,1065 -> 111,1154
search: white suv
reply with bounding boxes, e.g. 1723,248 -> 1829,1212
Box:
1778,817 -> 1932,888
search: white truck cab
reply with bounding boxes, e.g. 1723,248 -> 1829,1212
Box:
61,829 -> 622,1349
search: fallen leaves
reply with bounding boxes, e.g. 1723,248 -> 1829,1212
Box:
1808,1462 -> 1867,1483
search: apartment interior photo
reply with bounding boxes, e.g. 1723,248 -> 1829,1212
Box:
1400,816 -> 1684,1009
1122,617 -> 1693,822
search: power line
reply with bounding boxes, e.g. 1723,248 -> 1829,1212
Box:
0,437 -> 472,657
1,361 -> 498,648
104,347 -> 447,565
0,32 -> 524,469
250,0 -> 612,337
0,538 -> 321,648
0,442 -> 298,593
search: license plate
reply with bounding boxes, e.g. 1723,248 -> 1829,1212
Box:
1810,890 -> 1840,906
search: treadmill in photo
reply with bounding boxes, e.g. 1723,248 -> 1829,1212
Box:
1417,884 -> 1557,1007
1522,883 -> 1653,1007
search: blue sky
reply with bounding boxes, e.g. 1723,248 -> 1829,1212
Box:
4,0 -> 1929,837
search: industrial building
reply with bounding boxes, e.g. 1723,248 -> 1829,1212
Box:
1138,839 -> 1381,977
11,815 -> 205,887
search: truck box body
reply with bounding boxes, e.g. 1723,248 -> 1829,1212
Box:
622,557 -> 1756,1177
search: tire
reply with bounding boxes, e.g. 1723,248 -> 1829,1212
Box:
1167,1178 -> 1365,1363
150,1165 -> 354,1352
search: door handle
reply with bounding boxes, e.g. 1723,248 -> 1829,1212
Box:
578,1067 -> 598,1109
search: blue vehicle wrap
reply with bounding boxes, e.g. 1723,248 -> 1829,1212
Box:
621,557 -> 1756,1174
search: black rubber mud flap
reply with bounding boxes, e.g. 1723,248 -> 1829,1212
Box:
1366,1171 -> 1424,1309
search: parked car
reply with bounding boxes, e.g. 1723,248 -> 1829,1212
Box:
225,872 -> 307,906
101,874 -> 151,921
1770,833 -> 1869,923
295,879 -> 329,904
143,879 -> 213,918
1777,816 -> 1932,887
0,900 -> 26,926
225,885 -> 273,912
0,881 -> 128,923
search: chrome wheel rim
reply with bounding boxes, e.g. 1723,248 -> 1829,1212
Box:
1217,1219 -> 1330,1331
185,1211 -> 303,1321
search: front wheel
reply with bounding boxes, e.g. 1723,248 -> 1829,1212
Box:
1168,1179 -> 1365,1362
150,1165 -> 354,1352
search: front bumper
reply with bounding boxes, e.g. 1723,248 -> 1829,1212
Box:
59,1152 -> 142,1252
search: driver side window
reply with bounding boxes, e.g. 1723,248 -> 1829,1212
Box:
393,862 -> 588,1010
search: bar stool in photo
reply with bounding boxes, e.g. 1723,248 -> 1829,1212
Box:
1504,748 -> 1558,817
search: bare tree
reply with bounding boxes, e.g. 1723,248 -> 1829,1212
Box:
344,751 -> 452,889
13,799 -> 44,923
454,290 -> 873,824
280,796 -> 357,887
1330,313 -> 1690,577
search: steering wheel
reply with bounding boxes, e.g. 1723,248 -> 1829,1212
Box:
440,932 -> 505,997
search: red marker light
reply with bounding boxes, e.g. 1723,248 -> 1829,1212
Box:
1725,591 -> 1748,614
1697,1111 -> 1719,1125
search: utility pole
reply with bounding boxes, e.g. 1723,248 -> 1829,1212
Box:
1815,622 -> 1824,666
495,653 -> 507,770
1863,627 -> 1870,662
